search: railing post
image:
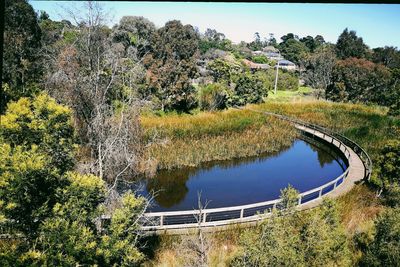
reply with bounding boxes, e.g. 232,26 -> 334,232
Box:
240,209 -> 244,219
160,215 -> 164,226
319,188 -> 323,197
298,197 -> 302,205
203,212 -> 207,223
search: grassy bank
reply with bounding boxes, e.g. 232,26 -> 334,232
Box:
142,99 -> 399,267
141,108 -> 298,171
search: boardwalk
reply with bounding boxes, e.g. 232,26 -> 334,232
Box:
140,112 -> 371,234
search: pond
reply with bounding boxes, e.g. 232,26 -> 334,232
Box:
123,136 -> 347,212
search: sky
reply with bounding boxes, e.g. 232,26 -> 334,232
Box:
29,1 -> 400,49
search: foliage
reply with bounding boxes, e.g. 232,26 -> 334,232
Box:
228,72 -> 267,106
207,58 -> 242,84
300,35 -> 325,53
0,93 -> 76,173
199,28 -> 232,54
0,143 -> 64,236
198,83 -> 229,111
326,58 -> 392,105
255,69 -> 298,92
361,208 -> 400,267
375,140 -> 400,189
371,46 -> 400,69
0,94 -> 147,266
112,16 -> 156,58
336,28 -> 368,59
302,45 -> 336,90
232,197 -> 351,267
278,185 -> 299,211
251,55 -> 269,64
3,0 -> 43,105
278,34 -> 309,64
144,20 -> 199,111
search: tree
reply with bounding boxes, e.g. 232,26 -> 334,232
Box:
279,38 -> 309,65
372,46 -> 400,69
144,20 -> 199,111
300,36 -> 317,52
302,45 -> 337,93
112,16 -> 156,58
46,2 -> 145,183
248,32 -> 263,51
199,28 -> 230,54
336,28 -> 368,59
207,58 -> 241,84
3,0 -> 43,106
326,58 -> 392,104
362,208 -> 400,266
0,94 -> 148,266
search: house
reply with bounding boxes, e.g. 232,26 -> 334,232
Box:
257,46 -> 283,61
242,59 -> 270,71
251,50 -> 264,56
277,59 -> 296,71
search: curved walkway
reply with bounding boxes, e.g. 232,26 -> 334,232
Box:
140,112 -> 371,234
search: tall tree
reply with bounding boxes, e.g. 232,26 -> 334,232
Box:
279,38 -> 309,65
372,46 -> 400,69
335,28 -> 368,59
46,2 -> 144,183
3,0 -> 43,105
111,16 -> 156,59
326,57 -> 392,104
144,20 -> 199,111
302,45 -> 336,93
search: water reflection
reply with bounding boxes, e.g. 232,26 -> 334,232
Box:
146,148 -> 289,208
124,138 -> 347,212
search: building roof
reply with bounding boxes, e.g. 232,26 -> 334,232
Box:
242,59 -> 270,70
278,59 -> 295,66
263,46 -> 279,53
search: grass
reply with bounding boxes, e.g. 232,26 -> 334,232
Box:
141,108 -> 298,171
266,86 -> 313,102
141,96 -> 399,266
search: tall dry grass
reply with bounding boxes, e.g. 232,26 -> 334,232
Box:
141,109 -> 298,171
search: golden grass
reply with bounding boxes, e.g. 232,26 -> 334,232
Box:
337,184 -> 383,235
141,109 -> 298,171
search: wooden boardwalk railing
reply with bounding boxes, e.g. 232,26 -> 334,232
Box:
139,110 -> 372,233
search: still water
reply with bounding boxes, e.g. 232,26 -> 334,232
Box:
127,138 -> 347,212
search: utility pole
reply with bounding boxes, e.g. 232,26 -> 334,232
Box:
274,60 -> 279,94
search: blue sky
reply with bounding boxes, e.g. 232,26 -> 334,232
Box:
30,1 -> 400,48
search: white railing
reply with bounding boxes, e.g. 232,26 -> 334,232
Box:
140,120 -> 357,231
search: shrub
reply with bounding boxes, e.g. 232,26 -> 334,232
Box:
229,72 -> 267,106
251,55 -> 269,64
361,208 -> 400,266
198,83 -> 229,111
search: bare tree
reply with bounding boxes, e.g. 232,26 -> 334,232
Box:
46,1 -> 146,184
179,192 -> 213,267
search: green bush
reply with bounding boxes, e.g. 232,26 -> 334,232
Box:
251,55 -> 269,64
198,83 -> 229,111
361,208 -> 400,266
228,72 -> 267,106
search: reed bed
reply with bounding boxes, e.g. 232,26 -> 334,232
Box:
146,121 -> 297,170
249,100 -> 399,161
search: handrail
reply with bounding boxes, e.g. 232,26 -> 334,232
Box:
140,111 -> 371,231
254,109 -> 372,181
